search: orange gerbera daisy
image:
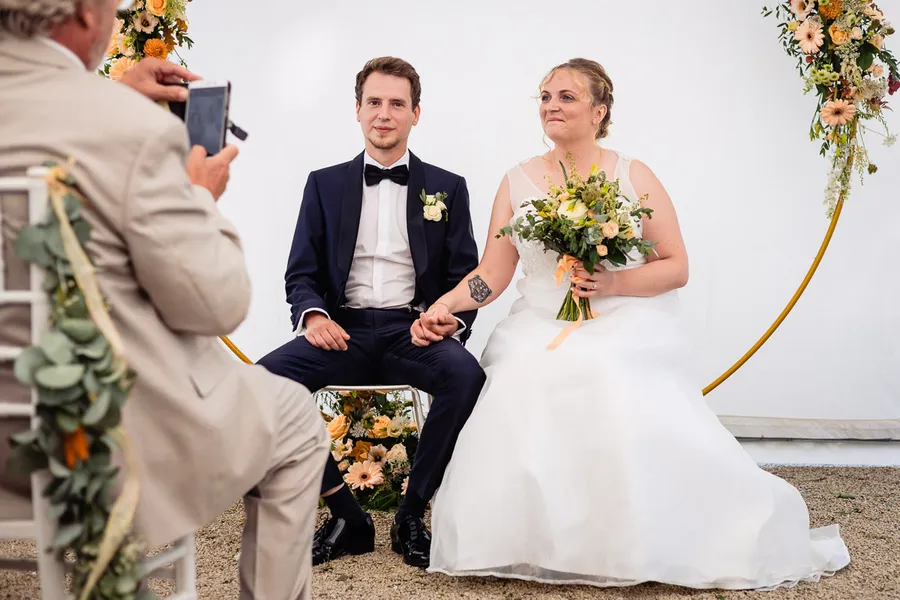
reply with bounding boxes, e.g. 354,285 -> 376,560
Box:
108,57 -> 137,81
821,100 -> 857,127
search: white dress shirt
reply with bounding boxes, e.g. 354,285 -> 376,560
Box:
298,150 -> 465,340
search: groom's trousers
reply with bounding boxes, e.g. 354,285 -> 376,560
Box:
257,307 -> 486,504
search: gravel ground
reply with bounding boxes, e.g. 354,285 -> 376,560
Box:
2,467 -> 898,599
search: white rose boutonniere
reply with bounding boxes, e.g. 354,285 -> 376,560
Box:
420,190 -> 449,222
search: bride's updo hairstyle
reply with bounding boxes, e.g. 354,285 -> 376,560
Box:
540,58 -> 615,140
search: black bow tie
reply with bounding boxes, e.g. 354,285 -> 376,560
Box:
364,163 -> 410,187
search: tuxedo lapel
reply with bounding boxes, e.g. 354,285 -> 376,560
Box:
337,153 -> 365,286
406,152 -> 427,280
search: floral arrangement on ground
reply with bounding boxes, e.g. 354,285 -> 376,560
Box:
318,390 -> 418,511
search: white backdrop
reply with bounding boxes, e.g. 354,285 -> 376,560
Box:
180,1 -> 900,452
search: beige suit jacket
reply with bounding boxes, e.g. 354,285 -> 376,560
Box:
0,37 -> 288,547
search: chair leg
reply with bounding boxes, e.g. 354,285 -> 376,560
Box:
32,470 -> 67,600
174,535 -> 197,598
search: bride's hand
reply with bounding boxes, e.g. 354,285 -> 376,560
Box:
411,302 -> 458,346
571,263 -> 618,298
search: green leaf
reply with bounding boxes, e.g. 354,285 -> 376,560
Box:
48,456 -> 71,478
35,364 -> 85,389
13,346 -> 50,386
92,349 -> 113,374
58,318 -> 99,343
5,443 -> 47,476
10,428 -> 38,446
39,385 -> 84,406
857,44 -> 876,71
44,226 -> 67,259
63,193 -> 81,221
116,576 -> 138,595
14,226 -> 53,267
40,331 -> 75,365
56,411 -> 81,433
72,219 -> 91,244
82,368 -> 100,394
82,389 -> 111,427
52,523 -> 84,550
49,502 -> 67,520
85,476 -> 105,502
70,469 -> 89,495
42,269 -> 60,293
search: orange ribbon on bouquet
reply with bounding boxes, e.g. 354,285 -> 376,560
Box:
547,256 -> 598,350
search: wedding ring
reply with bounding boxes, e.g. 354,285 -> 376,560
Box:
592,282 -> 597,290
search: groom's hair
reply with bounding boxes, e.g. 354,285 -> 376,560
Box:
355,57 -> 422,109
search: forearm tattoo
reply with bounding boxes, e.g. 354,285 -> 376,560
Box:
468,275 -> 492,303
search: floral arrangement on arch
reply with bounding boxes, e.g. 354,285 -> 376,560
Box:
100,0 -> 195,81
318,390 -> 419,511
763,0 -> 897,216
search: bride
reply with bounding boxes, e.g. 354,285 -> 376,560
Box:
412,58 -> 850,590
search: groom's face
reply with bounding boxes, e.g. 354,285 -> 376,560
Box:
356,72 -> 420,152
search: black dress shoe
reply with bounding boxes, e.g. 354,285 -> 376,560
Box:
312,514 -> 375,565
390,515 -> 431,568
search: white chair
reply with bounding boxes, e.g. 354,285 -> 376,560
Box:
316,385 -> 432,431
0,168 -> 197,599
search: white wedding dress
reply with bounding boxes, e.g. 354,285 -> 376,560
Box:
427,152 -> 850,590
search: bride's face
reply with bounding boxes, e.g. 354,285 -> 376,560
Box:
539,69 -> 604,143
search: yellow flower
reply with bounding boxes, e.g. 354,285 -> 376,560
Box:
349,440 -> 372,461
344,460 -> 384,491
788,21 -> 800,32
109,57 -> 137,81
370,415 -> 392,439
558,199 -> 589,224
143,38 -> 169,60
326,414 -> 350,440
589,164 -> 600,177
146,0 -> 167,17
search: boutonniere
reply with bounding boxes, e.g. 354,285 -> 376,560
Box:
420,190 -> 449,222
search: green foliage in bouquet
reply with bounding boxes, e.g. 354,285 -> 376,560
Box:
318,390 -> 418,511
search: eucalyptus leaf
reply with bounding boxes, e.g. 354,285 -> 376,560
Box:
10,428 -> 38,446
39,385 -> 84,406
48,456 -> 71,478
82,368 -> 100,394
82,389 -> 111,427
40,331 -> 75,365
5,443 -> 47,476
13,346 -> 50,386
92,349 -> 113,374
63,293 -> 88,319
42,268 -> 60,293
52,523 -> 84,550
58,318 -> 98,343
44,226 -> 67,259
49,501 -> 68,520
75,335 -> 108,361
56,411 -> 81,433
94,400 -> 122,430
70,470 -> 89,495
72,219 -> 90,244
14,225 -> 52,267
85,476 -> 105,502
48,477 -> 70,503
35,363 -> 85,389
63,193 -> 81,220
116,576 -> 138,595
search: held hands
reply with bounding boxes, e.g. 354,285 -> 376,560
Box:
411,302 -> 459,347
118,57 -> 201,103
570,261 -> 618,299
304,313 -> 351,351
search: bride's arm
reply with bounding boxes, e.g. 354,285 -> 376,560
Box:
435,175 -> 520,314
572,160 -> 688,299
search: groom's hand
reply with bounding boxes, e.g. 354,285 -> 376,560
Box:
305,313 -> 350,351
411,304 -> 458,347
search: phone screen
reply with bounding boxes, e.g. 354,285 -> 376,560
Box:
186,86 -> 228,156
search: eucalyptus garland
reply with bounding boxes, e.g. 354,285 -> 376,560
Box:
6,163 -> 152,600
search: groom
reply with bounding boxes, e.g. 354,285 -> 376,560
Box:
257,57 -> 485,568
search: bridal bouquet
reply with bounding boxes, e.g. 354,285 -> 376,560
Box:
100,0 -> 195,80
318,390 -> 418,511
499,159 -> 656,323
763,0 -> 898,216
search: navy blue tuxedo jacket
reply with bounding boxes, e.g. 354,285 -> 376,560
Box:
284,151 -> 480,343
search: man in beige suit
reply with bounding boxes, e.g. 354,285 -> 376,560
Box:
0,1 -> 330,598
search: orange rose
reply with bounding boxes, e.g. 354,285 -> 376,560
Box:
147,0 -> 167,17
326,414 -> 350,440
369,416 -> 392,439
828,24 -> 850,46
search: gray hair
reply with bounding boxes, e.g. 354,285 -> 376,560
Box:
0,0 -> 81,38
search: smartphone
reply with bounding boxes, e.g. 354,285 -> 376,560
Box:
184,81 -> 231,156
